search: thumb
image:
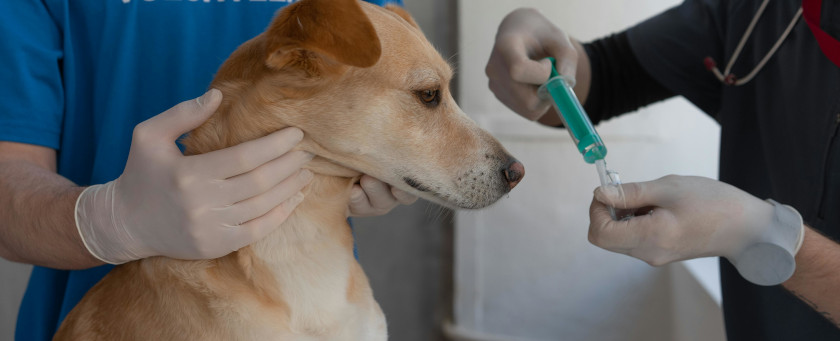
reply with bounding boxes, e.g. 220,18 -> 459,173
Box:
497,36 -> 552,85
140,89 -> 222,142
542,37 -> 578,87
594,179 -> 672,210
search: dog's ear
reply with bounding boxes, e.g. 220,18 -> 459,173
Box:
385,4 -> 420,29
264,0 -> 381,75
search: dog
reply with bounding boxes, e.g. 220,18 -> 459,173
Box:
54,0 -> 523,339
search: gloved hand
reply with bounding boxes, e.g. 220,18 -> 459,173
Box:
589,175 -> 804,285
75,89 -> 314,264
348,175 -> 418,217
486,8 -> 579,121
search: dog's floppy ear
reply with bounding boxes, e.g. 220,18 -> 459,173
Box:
264,0 -> 381,75
385,4 -> 420,29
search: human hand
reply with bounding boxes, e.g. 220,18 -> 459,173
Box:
75,89 -> 314,264
348,175 -> 418,217
486,7 -> 579,121
589,175 -> 804,285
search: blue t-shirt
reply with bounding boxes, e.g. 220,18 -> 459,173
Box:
0,1 -> 400,340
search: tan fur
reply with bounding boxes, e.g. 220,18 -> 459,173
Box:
55,1 -> 521,340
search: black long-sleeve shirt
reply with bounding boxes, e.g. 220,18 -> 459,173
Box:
583,1 -> 840,339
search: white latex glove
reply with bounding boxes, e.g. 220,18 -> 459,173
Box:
75,89 -> 314,264
348,175 -> 418,217
486,7 -> 578,121
589,175 -> 804,285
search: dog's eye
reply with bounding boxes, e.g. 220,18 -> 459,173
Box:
416,89 -> 440,107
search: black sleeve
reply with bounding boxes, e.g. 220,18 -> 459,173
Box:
582,32 -> 676,125
624,0 -> 725,115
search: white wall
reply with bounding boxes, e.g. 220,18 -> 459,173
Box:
452,0 -> 726,340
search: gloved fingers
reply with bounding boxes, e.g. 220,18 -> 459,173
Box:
136,89 -> 222,143
189,127 -> 304,179
589,194 -> 686,267
485,34 -> 554,120
623,210 -> 685,267
542,36 -> 578,86
487,74 -> 550,121
234,191 -> 306,249
221,150 -> 314,204
391,186 -> 419,205
359,176 -> 396,208
348,185 -> 371,216
221,169 -> 313,226
495,35 -> 552,85
588,196 -> 639,252
348,176 -> 397,217
594,178 -> 675,210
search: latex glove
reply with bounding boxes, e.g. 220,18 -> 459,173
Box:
486,7 -> 579,121
348,175 -> 418,217
589,175 -> 804,285
75,89 -> 314,264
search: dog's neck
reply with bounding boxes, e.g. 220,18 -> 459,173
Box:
175,69 -> 383,332
241,172 -> 365,320
249,173 -> 357,266
184,79 -> 372,319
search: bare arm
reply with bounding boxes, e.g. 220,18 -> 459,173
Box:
783,226 -> 840,328
0,141 -> 102,269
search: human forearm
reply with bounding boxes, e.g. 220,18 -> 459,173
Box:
0,161 -> 100,269
0,144 -> 102,269
783,226 -> 840,328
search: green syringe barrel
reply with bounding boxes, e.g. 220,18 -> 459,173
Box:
539,57 -> 607,164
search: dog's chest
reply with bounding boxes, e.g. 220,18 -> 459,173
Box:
217,297 -> 386,341
227,233 -> 388,340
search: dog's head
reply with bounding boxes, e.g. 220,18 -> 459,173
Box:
185,0 -> 523,209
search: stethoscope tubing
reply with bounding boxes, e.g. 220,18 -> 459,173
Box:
704,0 -> 803,86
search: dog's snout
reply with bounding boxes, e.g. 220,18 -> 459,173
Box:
503,159 -> 525,189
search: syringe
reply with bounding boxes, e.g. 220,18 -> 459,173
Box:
538,57 -> 632,221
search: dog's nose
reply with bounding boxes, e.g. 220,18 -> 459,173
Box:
503,159 -> 525,189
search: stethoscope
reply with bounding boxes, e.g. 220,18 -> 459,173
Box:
703,0 -> 803,86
